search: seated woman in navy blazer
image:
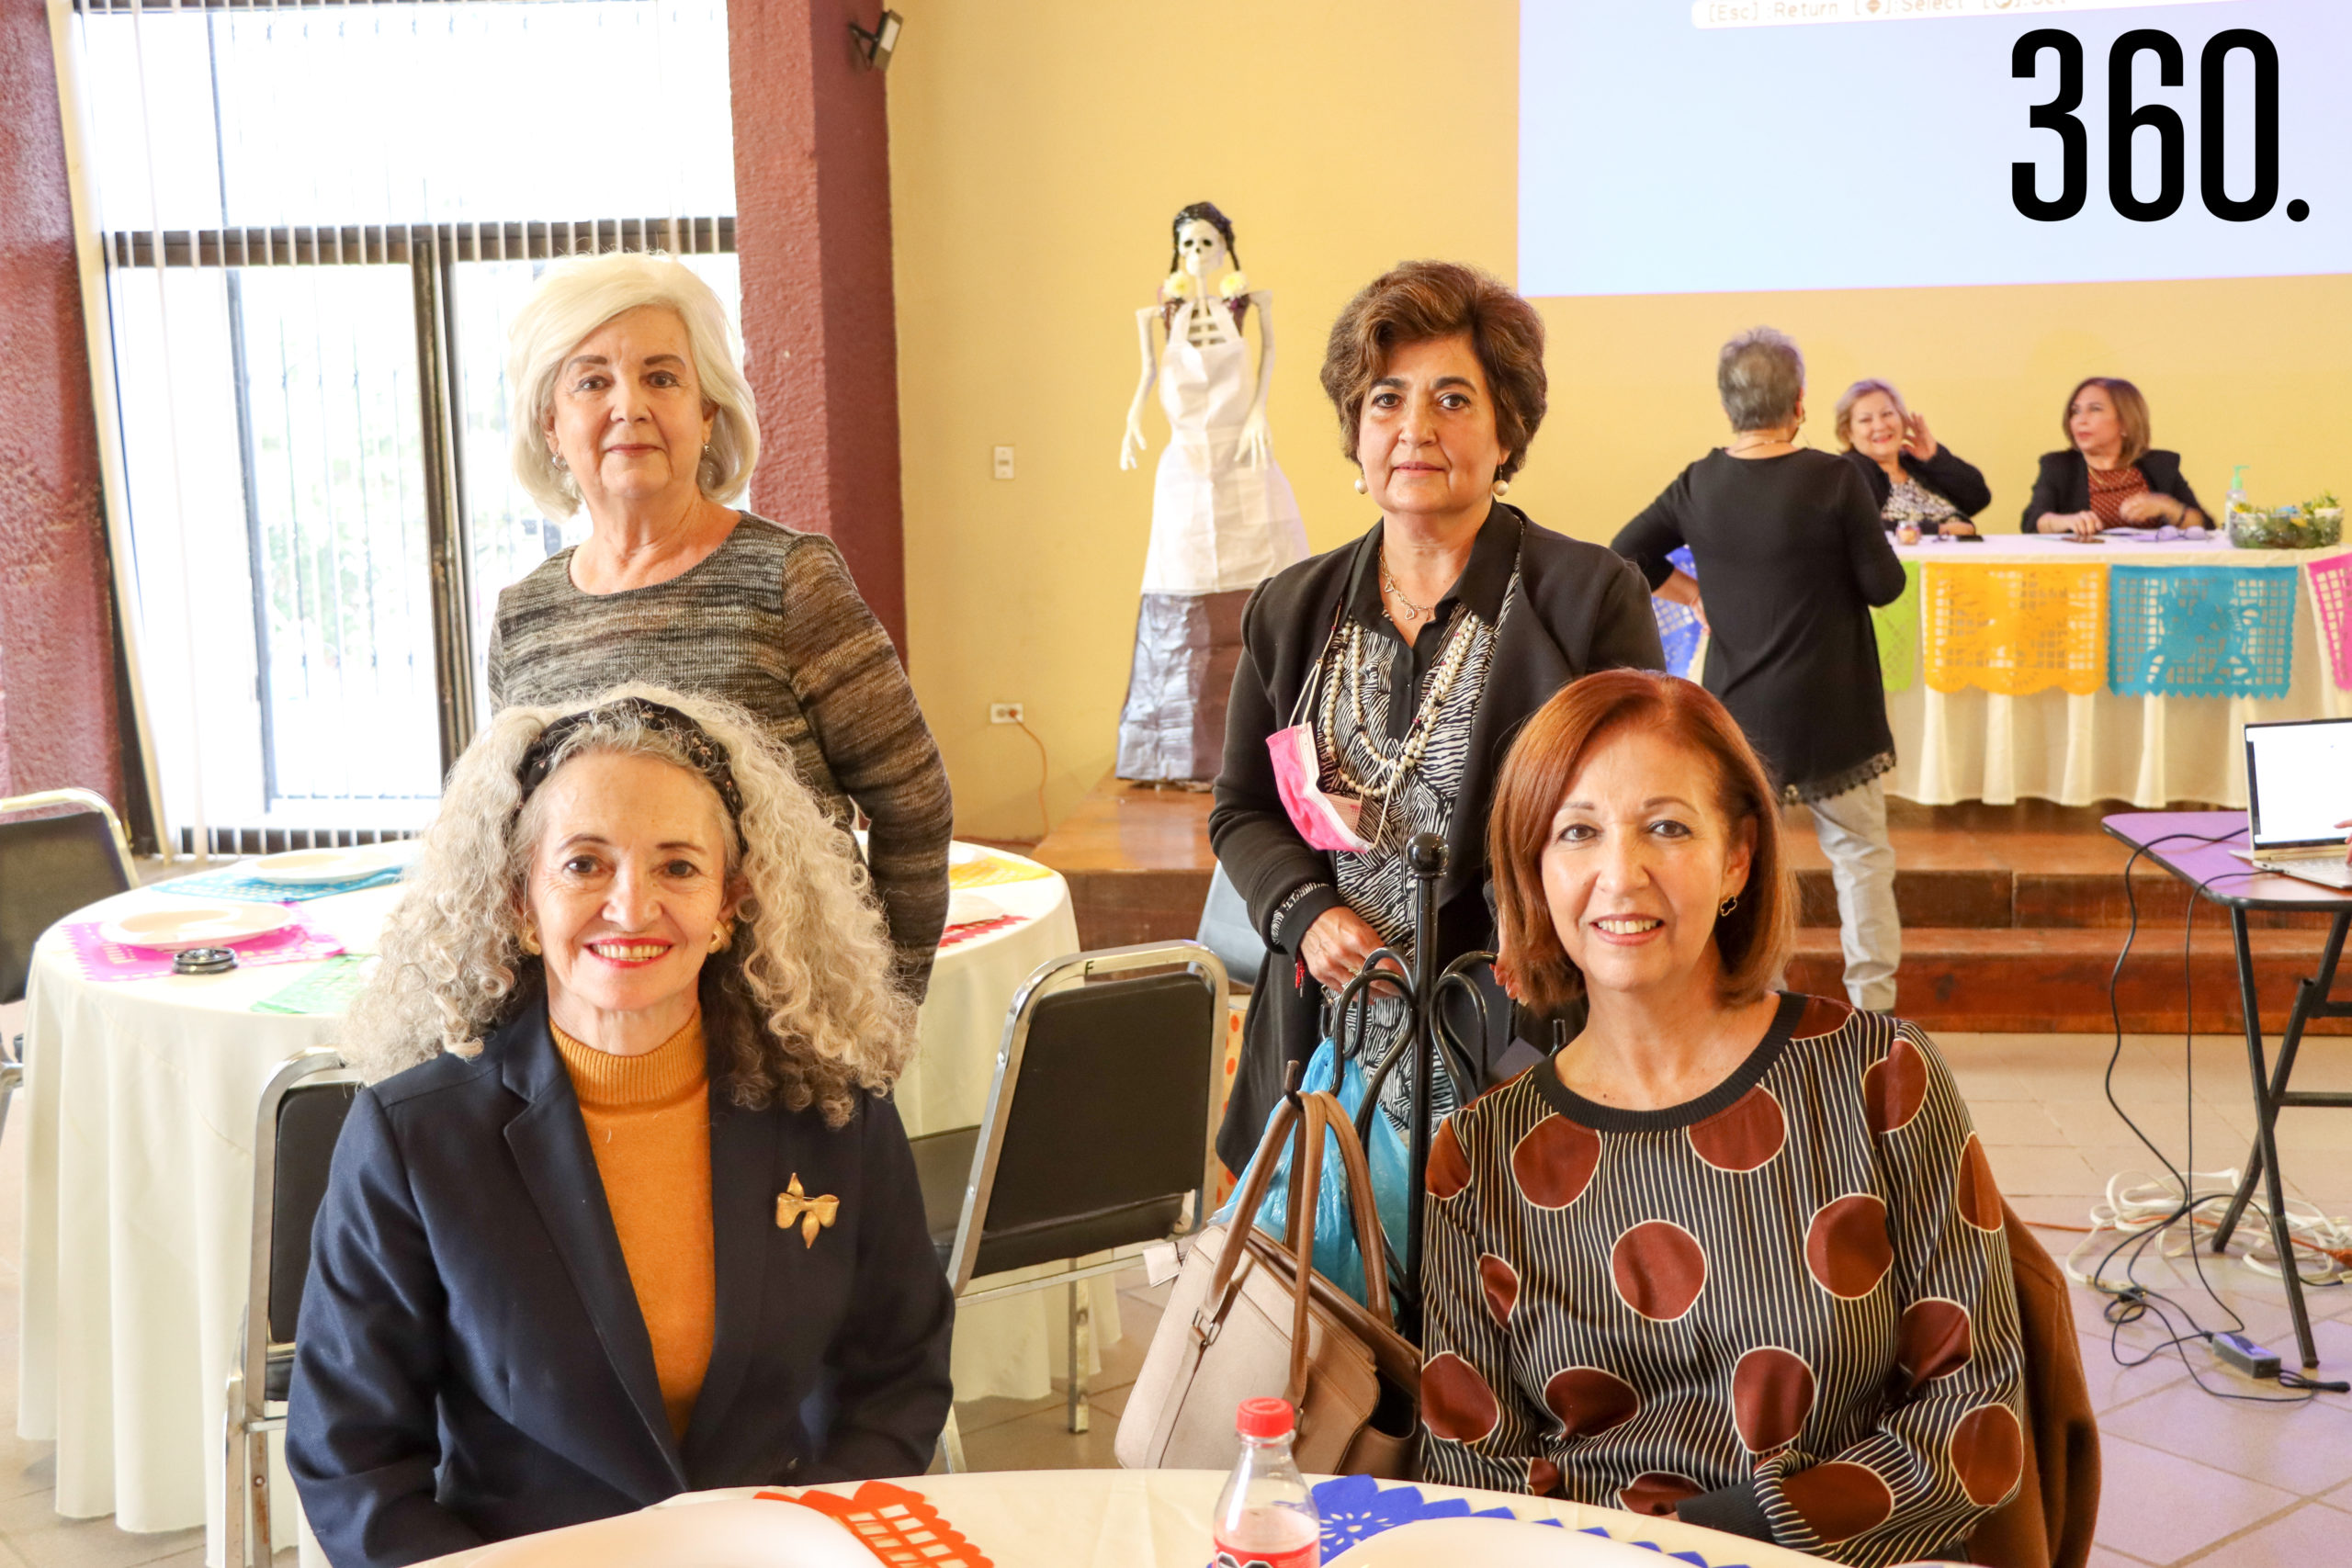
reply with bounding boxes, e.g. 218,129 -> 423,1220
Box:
288,685 -> 952,1567
2022,377 -> 2207,537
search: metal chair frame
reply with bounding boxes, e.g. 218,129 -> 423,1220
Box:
934,941 -> 1227,1469
0,789 -> 138,1148
223,1049 -> 363,1568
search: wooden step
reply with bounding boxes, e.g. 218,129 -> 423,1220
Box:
1790,926 -> 2350,1035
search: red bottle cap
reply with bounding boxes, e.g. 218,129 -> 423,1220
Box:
1235,1396 -> 1295,1438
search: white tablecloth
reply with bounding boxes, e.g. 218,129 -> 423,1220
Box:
14,844 -> 1083,1561
419,1469 -> 1822,1568
1883,536 -> 2350,807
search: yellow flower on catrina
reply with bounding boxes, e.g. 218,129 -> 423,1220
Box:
1161,271 -> 1195,300
1217,270 -> 1250,299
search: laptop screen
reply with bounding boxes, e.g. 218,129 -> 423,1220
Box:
2246,719 -> 2352,850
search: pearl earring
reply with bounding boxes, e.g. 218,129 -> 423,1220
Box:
1353,476 -> 1368,494
1492,478 -> 1511,497
550,453 -> 568,473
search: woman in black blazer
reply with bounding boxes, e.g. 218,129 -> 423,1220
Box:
2022,377 -> 2207,536
1211,261 -> 1662,1179
1834,378 -> 1989,536
288,688 -> 951,1567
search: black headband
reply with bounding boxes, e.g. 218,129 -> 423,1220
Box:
515,697 -> 744,820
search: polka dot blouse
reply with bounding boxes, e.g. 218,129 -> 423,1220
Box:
1418,993 -> 2025,1566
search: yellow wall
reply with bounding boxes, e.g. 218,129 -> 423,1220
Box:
888,1 -> 2352,841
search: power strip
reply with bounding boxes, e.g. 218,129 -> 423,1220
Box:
2211,1331 -> 2282,1381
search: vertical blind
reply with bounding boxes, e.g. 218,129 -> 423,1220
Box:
54,0 -> 741,854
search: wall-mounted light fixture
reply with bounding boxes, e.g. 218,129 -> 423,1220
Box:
850,9 -> 903,72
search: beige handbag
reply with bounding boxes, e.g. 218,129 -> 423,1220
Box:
1115,1089 -> 1421,1476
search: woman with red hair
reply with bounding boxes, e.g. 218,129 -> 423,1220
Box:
1417,671 -> 2024,1568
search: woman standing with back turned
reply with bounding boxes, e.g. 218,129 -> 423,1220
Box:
1612,329 -> 1906,1012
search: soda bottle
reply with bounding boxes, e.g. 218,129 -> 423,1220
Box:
1212,1396 -> 1320,1568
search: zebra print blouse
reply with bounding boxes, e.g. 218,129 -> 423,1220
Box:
1419,994 -> 2025,1566
1314,562 -> 1514,1137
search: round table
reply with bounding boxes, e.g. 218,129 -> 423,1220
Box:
415,1469 -> 1820,1567
12,843 -> 1080,1558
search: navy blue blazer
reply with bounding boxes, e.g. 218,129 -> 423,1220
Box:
286,1003 -> 954,1568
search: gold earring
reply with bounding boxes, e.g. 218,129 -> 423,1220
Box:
1718,894 -> 1739,918
520,929 -> 542,955
1353,475 -> 1368,494
708,923 -> 731,953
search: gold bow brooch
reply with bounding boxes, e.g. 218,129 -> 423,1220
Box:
775,1175 -> 839,1248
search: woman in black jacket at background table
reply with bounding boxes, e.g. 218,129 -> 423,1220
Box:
1836,378 -> 1988,537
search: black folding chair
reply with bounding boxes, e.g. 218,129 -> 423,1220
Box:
0,788 -> 136,1148
910,940 -> 1227,1469
224,1050 -> 362,1568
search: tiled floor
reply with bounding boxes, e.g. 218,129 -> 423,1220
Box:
4,1003 -> 2348,1566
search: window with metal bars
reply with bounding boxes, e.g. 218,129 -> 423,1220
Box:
55,0 -> 739,856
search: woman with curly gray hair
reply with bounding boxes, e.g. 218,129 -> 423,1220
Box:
287,685 -> 952,1568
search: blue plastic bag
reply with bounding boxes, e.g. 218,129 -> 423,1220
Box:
1213,1037 -> 1411,1305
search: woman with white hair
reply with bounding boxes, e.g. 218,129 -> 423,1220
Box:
1834,378 -> 1988,539
1611,329 -> 1907,1013
487,252 -> 952,997
286,687 -> 953,1567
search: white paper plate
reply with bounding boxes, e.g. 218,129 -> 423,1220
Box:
99,901 -> 298,953
251,843 -> 407,885
469,1497 -> 876,1568
945,889 -> 1009,927
1336,1516 -> 1682,1566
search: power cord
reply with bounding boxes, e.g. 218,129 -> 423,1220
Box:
2080,826 -> 2351,1402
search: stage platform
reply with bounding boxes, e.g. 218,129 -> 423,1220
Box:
1031,774 -> 2350,1035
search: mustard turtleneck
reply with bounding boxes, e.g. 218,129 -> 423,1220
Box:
550,1011 -> 715,1439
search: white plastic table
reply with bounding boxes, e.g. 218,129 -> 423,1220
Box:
13,845 -> 1080,1562
418,1468 -> 1822,1567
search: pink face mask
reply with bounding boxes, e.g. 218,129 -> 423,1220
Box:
1266,723 -> 1372,854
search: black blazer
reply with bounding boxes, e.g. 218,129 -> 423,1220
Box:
287,1004 -> 954,1568
2020,448 -> 2204,532
1839,446 -> 1992,526
1207,506 -> 1663,1171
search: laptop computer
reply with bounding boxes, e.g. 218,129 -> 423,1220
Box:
2243,718 -> 2352,890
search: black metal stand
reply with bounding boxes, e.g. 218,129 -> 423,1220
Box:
2211,908 -> 2352,1370
1326,832 -> 1494,1341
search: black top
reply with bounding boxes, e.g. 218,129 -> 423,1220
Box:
1839,446 -> 1992,527
286,1002 -> 954,1567
2019,448 -> 2203,533
1613,449 -> 1906,802
1208,504 -> 1664,1171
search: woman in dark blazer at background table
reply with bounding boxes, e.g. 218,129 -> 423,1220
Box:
288,687 -> 950,1567
1835,378 -> 1988,537
2022,376 -> 2207,536
1210,260 -> 1662,1178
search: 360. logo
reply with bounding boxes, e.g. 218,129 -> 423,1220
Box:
2012,28 -> 2300,225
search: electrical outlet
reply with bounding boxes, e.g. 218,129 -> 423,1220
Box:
991,446 -> 1015,480
989,703 -> 1024,725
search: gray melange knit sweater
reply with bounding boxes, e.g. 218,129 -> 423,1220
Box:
487,515 -> 953,998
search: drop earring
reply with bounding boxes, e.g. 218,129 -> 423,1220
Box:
1492,478 -> 1511,497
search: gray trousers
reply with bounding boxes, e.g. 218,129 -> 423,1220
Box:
1806,776 -> 1901,1012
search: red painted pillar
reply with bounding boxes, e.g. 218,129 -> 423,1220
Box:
728,0 -> 908,652
0,0 -> 123,803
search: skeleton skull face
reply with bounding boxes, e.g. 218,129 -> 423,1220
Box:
1176,218 -> 1227,280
